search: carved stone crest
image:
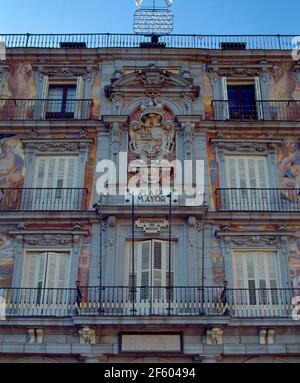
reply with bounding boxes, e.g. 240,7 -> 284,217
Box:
129,99 -> 175,162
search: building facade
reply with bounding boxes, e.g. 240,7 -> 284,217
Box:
0,34 -> 300,363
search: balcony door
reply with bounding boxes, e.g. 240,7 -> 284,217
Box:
20,251 -> 70,316
46,85 -> 77,119
29,156 -> 79,211
224,156 -> 270,211
221,77 -> 263,120
232,251 -> 283,317
127,240 -> 174,315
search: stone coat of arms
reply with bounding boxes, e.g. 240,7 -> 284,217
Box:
129,100 -> 175,163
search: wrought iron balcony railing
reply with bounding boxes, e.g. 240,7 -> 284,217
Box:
211,100 -> 300,121
0,33 -> 296,50
0,99 -> 93,120
216,188 -> 300,212
0,188 -> 88,211
0,286 -> 298,318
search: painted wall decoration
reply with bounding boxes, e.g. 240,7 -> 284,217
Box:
1,63 -> 36,119
211,226 -> 225,284
77,238 -> 91,287
278,137 -> 300,207
0,234 -> 14,288
0,136 -> 25,188
288,230 -> 300,289
90,73 -> 100,120
204,72 -> 213,120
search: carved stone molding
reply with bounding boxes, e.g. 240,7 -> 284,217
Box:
211,140 -> 280,155
104,63 -> 200,105
34,64 -> 98,79
24,235 -> 74,247
22,139 -> 93,153
221,235 -> 280,248
207,60 -> 273,79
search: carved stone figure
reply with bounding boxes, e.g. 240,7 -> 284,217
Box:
79,327 -> 96,345
207,327 -> 223,345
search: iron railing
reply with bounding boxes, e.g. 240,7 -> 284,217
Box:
211,100 -> 300,121
0,33 -> 296,50
0,286 -> 298,318
216,188 -> 300,212
0,99 -> 93,120
0,188 -> 88,211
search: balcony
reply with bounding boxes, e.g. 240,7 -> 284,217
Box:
0,188 -> 88,212
211,100 -> 300,121
0,286 -> 297,318
0,33 -> 295,50
0,99 -> 93,120
216,188 -> 300,212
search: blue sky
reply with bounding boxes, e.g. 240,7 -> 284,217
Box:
0,0 -> 299,35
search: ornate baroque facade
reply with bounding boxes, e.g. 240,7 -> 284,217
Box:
0,35 -> 300,363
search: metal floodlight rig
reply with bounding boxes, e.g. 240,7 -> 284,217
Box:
133,0 -> 174,47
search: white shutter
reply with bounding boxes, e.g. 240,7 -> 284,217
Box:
39,75 -> 49,118
255,76 -> 263,120
75,77 -> 85,119
221,76 -> 229,120
46,252 -> 69,289
22,252 -> 47,288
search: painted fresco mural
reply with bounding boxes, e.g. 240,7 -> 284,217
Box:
90,72 -> 100,120
77,238 -> 91,287
0,63 -> 36,119
0,234 -> 14,288
211,226 -> 225,284
204,71 -> 213,120
0,136 -> 25,188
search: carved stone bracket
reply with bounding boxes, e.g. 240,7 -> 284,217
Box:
79,327 -> 96,345
207,327 -> 223,345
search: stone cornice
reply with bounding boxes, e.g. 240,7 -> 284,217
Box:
176,115 -> 203,123
102,115 -> 129,124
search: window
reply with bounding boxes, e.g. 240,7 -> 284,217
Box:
22,251 -> 70,290
46,85 -> 77,119
22,251 -> 70,312
232,251 -> 280,306
221,77 -> 263,120
224,156 -> 270,210
126,240 -> 175,302
29,156 -> 79,211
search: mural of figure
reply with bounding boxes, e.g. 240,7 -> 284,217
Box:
279,139 -> 300,204
0,138 -> 24,188
0,234 -> 14,288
